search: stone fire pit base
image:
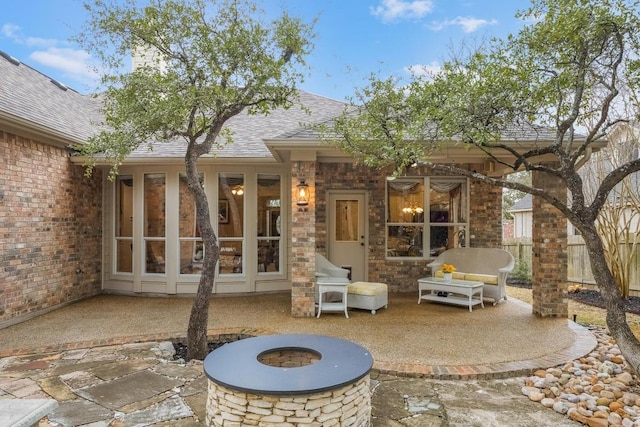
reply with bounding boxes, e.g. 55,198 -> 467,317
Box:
207,375 -> 370,426
203,334 -> 373,427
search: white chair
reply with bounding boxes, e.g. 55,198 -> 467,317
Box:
315,254 -> 350,317
315,254 -> 350,279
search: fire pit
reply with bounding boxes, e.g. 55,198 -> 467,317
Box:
203,334 -> 373,426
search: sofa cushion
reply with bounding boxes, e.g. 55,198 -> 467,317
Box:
434,271 -> 466,280
348,282 -> 387,296
463,273 -> 499,285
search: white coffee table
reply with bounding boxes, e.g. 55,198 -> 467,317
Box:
417,277 -> 484,312
316,276 -> 350,318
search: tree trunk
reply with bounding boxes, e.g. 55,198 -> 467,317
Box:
185,156 -> 220,361
582,223 -> 640,375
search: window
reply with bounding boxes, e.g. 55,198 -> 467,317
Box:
257,174 -> 282,274
115,175 -> 133,273
386,177 -> 468,259
178,173 -> 204,275
218,173 -> 244,275
144,173 -> 166,274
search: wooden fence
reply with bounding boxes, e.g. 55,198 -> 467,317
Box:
503,236 -> 640,294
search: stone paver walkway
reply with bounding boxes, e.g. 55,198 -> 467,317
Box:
0,339 -> 581,426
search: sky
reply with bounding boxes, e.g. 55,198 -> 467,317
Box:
0,0 -> 533,101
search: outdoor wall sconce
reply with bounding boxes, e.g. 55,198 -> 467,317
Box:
296,179 -> 310,207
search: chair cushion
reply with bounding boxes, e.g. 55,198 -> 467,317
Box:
348,282 -> 388,296
434,271 -> 466,280
463,273 -> 499,285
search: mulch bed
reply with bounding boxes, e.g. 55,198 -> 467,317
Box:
508,282 -> 640,315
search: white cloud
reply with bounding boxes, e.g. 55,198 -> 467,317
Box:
429,16 -> 498,33
2,23 -> 58,47
25,36 -> 59,48
405,61 -> 442,78
30,47 -> 98,84
370,0 -> 434,23
1,23 -> 22,38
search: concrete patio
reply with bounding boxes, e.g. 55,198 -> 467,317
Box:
0,292 -> 595,377
0,292 -> 595,426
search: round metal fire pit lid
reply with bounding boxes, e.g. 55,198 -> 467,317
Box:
203,334 -> 373,395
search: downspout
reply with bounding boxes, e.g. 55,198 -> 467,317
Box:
575,146 -> 593,170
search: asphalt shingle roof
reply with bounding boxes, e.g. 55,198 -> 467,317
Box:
1,50 -> 347,160
0,51 -> 102,144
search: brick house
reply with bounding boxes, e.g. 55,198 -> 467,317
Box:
1,51 -> 573,325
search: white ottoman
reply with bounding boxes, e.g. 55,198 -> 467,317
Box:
347,282 -> 388,314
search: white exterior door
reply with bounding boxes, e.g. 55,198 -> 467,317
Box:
328,192 -> 367,282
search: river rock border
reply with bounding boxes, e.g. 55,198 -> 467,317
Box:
522,325 -> 640,426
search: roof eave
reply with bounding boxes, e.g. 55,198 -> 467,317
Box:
0,111 -> 85,148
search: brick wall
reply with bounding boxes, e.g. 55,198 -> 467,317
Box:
0,131 -> 103,326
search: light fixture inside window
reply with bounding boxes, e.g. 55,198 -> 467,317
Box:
402,202 -> 424,215
296,179 -> 309,206
231,186 -> 244,196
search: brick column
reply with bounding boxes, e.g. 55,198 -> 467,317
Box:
469,180 -> 503,248
531,167 -> 568,317
291,161 -> 316,317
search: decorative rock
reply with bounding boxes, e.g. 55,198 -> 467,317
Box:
541,398 -> 555,408
608,411 -> 623,425
528,391 -> 545,402
524,326 -> 640,427
553,401 -> 571,414
618,373 -> 634,386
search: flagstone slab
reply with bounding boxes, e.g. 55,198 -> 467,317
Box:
118,396 -> 192,426
0,399 -> 58,427
37,376 -> 77,401
89,359 -> 158,381
47,399 -> 112,426
76,370 -> 182,410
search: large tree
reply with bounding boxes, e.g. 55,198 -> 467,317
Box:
324,0 -> 640,373
74,0 -> 314,360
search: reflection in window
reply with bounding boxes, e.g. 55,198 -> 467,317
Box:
219,173 -> 244,274
335,200 -> 359,242
144,173 -> 166,273
386,178 -> 468,259
257,175 -> 281,273
387,180 -> 424,258
116,175 -> 133,273
179,173 -> 204,275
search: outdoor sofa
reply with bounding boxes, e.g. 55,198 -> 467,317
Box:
427,248 -> 515,305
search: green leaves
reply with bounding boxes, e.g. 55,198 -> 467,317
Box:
323,0 -> 640,177
75,0 -> 314,175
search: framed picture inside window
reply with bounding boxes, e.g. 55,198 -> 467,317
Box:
218,200 -> 229,224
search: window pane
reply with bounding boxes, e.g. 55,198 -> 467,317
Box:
388,180 -> 424,223
117,176 -> 133,237
179,173 -> 203,237
146,240 -> 165,273
116,239 -> 132,273
430,225 -> 467,256
335,199 -> 359,241
429,180 -> 466,223
258,240 -> 279,273
144,173 -> 166,237
219,174 -> 244,238
180,240 -> 203,274
257,175 -> 281,274
257,175 -> 281,237
116,175 -> 133,273
219,241 -> 243,274
387,225 -> 423,257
